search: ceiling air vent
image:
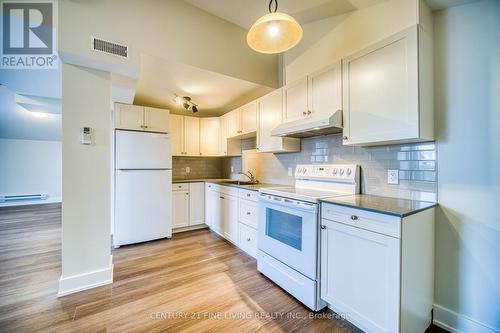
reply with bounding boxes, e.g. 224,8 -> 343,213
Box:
91,36 -> 128,58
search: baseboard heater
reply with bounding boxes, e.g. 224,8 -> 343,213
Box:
0,193 -> 48,202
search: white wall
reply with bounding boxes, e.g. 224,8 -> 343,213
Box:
0,139 -> 61,203
433,1 -> 500,332
283,0 -> 425,84
59,63 -> 113,296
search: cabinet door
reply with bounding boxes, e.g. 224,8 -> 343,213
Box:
321,219 -> 400,333
183,116 -> 200,156
284,77 -> 308,122
226,109 -> 241,138
343,27 -> 418,145
189,183 -> 205,225
240,101 -> 257,134
172,190 -> 189,229
257,89 -> 284,152
309,62 -> 342,117
115,103 -> 144,131
221,194 -> 238,243
145,107 -> 169,133
170,114 -> 184,156
200,117 -> 220,156
211,190 -> 223,235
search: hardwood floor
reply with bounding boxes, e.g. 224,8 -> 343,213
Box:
0,204 -> 448,333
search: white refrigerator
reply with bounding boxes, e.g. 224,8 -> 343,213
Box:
114,130 -> 172,247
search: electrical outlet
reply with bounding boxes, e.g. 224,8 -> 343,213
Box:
185,166 -> 190,174
387,169 -> 399,184
288,167 -> 293,176
231,166 -> 234,173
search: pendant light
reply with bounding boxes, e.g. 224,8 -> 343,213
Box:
247,0 -> 303,54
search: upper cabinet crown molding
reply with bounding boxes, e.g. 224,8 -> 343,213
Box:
342,25 -> 433,146
115,103 -> 169,133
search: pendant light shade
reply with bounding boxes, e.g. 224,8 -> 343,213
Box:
247,1 -> 302,54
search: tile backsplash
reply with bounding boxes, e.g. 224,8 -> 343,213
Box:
226,135 -> 437,202
173,157 -> 224,180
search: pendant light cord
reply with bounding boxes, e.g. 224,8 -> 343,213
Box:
268,0 -> 278,13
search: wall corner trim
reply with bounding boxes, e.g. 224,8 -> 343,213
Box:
58,258 -> 113,297
433,304 -> 499,333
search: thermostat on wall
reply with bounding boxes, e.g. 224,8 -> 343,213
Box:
80,127 -> 92,145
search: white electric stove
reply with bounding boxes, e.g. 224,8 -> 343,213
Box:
257,164 -> 360,311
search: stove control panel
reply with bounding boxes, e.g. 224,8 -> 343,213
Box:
295,164 -> 359,182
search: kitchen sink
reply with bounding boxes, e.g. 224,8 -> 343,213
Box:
220,180 -> 259,186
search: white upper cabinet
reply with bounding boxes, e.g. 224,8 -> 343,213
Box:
170,115 -> 199,156
226,109 -> 241,138
199,117 -> 220,156
145,107 -> 170,133
257,89 -> 300,153
115,103 -> 145,131
240,101 -> 257,135
219,114 -> 241,157
183,116 -> 200,156
342,25 -> 433,146
308,62 -> 342,117
170,114 -> 184,156
172,189 -> 189,229
226,101 -> 258,139
115,103 -> 169,133
284,77 -> 309,122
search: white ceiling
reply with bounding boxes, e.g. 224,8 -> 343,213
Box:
0,85 -> 61,141
133,54 -> 274,117
184,0 -> 386,29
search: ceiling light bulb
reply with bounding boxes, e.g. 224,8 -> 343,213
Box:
183,102 -> 189,109
192,105 -> 198,113
268,23 -> 279,37
174,96 -> 182,105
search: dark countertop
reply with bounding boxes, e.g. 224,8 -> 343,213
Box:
172,179 -> 284,192
320,194 -> 438,218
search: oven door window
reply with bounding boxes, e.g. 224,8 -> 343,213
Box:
266,208 -> 302,250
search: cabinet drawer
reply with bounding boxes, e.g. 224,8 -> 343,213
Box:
219,185 -> 239,196
238,199 -> 258,229
238,223 -> 257,258
173,183 -> 189,191
238,189 -> 259,202
321,203 -> 401,238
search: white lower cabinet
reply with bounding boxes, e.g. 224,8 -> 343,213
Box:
320,203 -> 435,333
172,188 -> 189,229
220,193 -> 238,243
172,182 -> 206,232
204,184 -> 258,258
238,222 -> 258,258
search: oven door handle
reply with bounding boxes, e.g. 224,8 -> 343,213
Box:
259,194 -> 317,213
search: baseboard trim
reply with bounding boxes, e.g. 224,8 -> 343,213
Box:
173,224 -> 208,234
58,258 -> 113,297
433,304 -> 499,333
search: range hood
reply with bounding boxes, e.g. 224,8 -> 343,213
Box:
271,110 -> 343,138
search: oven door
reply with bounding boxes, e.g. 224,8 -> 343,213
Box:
258,194 -> 318,279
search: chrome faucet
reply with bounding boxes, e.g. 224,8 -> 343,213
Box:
239,171 -> 258,183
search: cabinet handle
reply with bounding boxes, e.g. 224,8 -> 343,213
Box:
246,237 -> 251,242
246,212 -> 251,215
320,225 -> 326,229
220,196 -> 225,199
246,194 -> 251,197
307,110 -> 311,115
302,111 -> 307,116
342,136 -> 348,140
200,152 -> 202,155
351,215 -> 358,221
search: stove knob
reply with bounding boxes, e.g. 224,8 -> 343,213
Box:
346,168 -> 352,176
340,169 -> 345,176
